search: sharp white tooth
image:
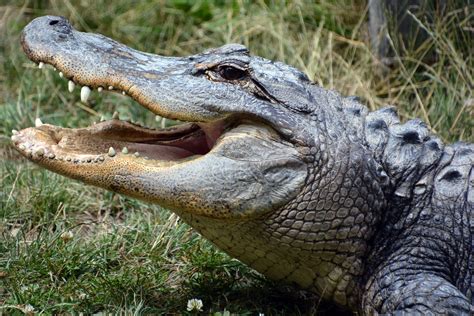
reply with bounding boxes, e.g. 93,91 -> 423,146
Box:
80,86 -> 91,103
122,91 -> 126,95
12,129 -> 18,135
155,115 -> 161,122
38,62 -> 44,69
68,80 -> 75,92
112,111 -> 119,119
108,147 -> 116,157
53,67 -> 57,71
134,152 -> 140,157
59,72 -> 63,78
35,118 -> 43,127
161,118 -> 167,129
108,86 -> 113,90
98,87 -> 103,92
122,147 -> 128,154
100,116 -> 106,122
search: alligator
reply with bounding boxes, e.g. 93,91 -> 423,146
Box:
12,16 -> 473,314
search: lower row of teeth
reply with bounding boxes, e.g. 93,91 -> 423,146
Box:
12,129 -> 147,163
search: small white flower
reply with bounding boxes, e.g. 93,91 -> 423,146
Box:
60,230 -> 74,242
24,304 -> 35,313
186,298 -> 203,312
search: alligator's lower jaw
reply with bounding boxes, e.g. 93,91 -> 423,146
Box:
10,116 -> 308,220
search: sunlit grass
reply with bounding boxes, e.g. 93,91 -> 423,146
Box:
0,0 -> 472,314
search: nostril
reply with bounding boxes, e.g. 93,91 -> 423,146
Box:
49,20 -> 60,26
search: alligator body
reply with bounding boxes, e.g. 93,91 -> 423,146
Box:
13,16 -> 473,314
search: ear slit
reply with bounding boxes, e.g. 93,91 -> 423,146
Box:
250,78 -> 280,104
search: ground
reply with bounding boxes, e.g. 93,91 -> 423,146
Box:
0,1 -> 472,314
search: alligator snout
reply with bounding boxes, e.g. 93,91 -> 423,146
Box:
21,16 -> 73,62
25,15 -> 72,35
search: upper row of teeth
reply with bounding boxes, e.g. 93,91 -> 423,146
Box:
37,61 -> 167,128
38,62 -> 128,103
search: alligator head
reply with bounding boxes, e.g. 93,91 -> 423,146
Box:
15,15 -> 312,219
14,16 -> 392,310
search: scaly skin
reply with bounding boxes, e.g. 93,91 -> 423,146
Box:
12,16 -> 473,314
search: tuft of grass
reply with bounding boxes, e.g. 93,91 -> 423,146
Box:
0,0 -> 472,314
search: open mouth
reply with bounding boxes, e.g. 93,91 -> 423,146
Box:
12,60 -> 233,165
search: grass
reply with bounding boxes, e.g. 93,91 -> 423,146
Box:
0,0 -> 472,314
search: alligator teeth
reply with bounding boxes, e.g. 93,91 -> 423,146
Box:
98,87 -> 103,92
122,91 -> 126,95
112,111 -> 120,119
35,118 -> 43,127
80,86 -> 91,103
134,152 -> 140,157
155,115 -> 161,122
38,62 -> 44,69
108,147 -> 116,157
100,116 -> 106,122
161,118 -> 167,129
59,71 -> 63,78
122,147 -> 128,154
12,129 -> 18,135
108,86 -> 113,90
68,80 -> 75,92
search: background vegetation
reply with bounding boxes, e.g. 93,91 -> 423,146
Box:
1,0 -> 472,314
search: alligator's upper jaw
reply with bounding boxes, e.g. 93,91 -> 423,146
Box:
21,15 -> 221,121
14,16 -> 307,219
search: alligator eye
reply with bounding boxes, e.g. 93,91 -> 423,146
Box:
219,66 -> 246,81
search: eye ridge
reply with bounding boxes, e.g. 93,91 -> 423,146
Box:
219,65 -> 247,81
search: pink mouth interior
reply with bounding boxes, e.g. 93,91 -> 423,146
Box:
50,119 -> 229,161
